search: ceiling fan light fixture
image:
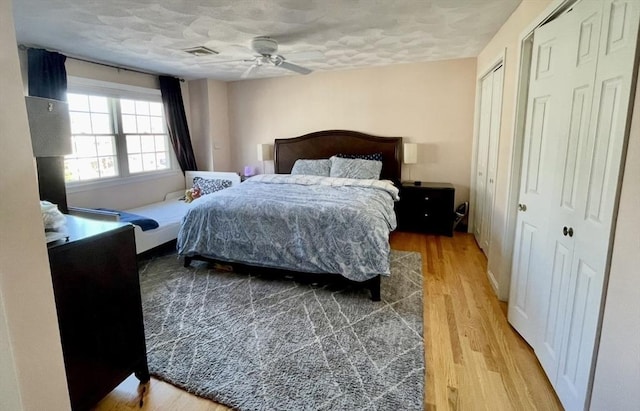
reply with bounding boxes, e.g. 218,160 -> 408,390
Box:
251,37 -> 278,56
239,36 -> 314,79
182,46 -> 219,57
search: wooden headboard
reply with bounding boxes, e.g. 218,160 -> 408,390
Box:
274,130 -> 403,182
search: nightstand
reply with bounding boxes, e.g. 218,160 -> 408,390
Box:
396,182 -> 455,236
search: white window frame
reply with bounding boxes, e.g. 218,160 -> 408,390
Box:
65,77 -> 181,194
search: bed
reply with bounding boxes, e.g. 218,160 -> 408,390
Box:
178,130 -> 402,300
68,171 -> 241,254
125,171 -> 240,253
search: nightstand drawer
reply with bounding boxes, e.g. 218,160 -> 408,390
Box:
402,188 -> 446,204
396,182 -> 455,236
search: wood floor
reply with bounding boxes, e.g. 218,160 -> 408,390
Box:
93,232 -> 562,411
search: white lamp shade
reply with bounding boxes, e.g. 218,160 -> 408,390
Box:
257,143 -> 273,161
403,143 -> 418,164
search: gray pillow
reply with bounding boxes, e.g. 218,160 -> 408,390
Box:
291,159 -> 331,176
329,156 -> 382,180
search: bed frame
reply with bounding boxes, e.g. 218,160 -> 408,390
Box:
274,129 -> 402,183
185,130 -> 402,301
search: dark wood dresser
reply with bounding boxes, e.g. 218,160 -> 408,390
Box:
396,182 -> 455,236
47,215 -> 149,410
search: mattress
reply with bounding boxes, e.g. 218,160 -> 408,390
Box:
126,197 -> 192,254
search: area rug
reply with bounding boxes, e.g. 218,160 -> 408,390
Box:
139,250 -> 424,410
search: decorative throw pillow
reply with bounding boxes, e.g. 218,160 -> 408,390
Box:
291,159 -> 331,176
192,177 -> 232,195
336,152 -> 383,162
329,156 -> 383,180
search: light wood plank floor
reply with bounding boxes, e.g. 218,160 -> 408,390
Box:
93,232 -> 562,411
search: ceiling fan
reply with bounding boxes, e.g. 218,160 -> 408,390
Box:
240,37 -> 315,79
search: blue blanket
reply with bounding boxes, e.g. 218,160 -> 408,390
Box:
177,174 -> 398,282
96,208 -> 159,231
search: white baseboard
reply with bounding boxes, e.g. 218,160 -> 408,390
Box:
487,269 -> 500,297
487,269 -> 510,302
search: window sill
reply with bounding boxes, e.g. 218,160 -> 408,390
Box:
65,169 -> 183,194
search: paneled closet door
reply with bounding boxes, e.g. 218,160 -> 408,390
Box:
509,0 -> 640,409
480,64 -> 504,252
473,74 -> 493,247
554,1 -> 640,409
474,64 -> 504,253
536,0 -> 603,384
507,15 -> 571,346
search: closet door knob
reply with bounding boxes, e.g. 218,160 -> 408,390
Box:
568,227 -> 574,237
563,226 -> 568,236
518,204 -> 527,211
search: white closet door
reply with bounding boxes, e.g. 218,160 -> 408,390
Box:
480,64 -> 504,252
554,1 -> 640,409
474,64 -> 504,252
508,15 -> 571,346
536,0 -> 603,383
474,74 -> 493,247
509,0 -> 639,409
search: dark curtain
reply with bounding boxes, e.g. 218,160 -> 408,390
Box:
28,48 -> 69,212
28,48 -> 67,101
159,75 -> 198,172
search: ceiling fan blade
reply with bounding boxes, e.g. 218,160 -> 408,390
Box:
275,60 -> 312,75
198,58 -> 246,66
241,64 -> 260,79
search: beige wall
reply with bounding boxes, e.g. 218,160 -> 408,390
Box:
208,80 -> 232,172
65,58 -> 158,90
590,73 -> 640,411
187,79 -> 232,172
67,172 -> 185,209
227,59 -> 477,205
0,0 -> 70,408
0,291 -> 21,410
188,79 -> 213,170
475,0 -> 554,298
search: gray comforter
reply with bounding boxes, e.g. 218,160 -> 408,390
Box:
177,174 -> 399,282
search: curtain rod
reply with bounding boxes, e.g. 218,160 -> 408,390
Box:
18,44 -> 185,82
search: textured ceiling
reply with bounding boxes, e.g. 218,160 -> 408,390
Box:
12,0 -> 521,81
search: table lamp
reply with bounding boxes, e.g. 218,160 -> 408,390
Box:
257,143 -> 273,174
403,143 -> 419,185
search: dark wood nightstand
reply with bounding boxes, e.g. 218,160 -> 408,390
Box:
396,182 -> 455,236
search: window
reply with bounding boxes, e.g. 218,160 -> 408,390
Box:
64,93 -> 171,183
121,99 -> 169,174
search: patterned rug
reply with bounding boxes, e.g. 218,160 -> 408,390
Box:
139,250 -> 424,410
